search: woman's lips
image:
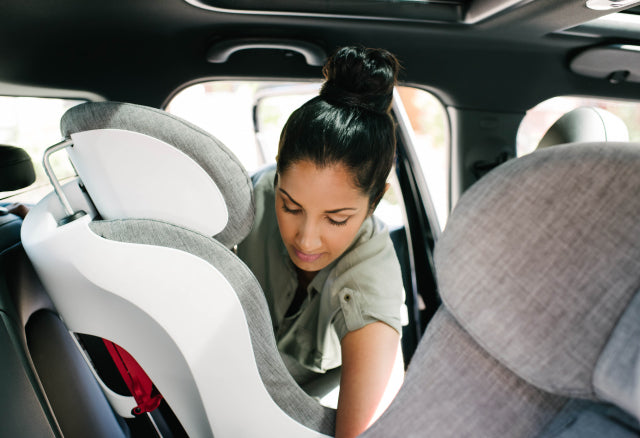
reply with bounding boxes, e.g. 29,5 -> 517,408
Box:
294,249 -> 322,263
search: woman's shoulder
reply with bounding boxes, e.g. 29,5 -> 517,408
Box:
326,219 -> 405,337
330,216 -> 404,302
338,216 -> 398,272
251,165 -> 276,198
236,165 -> 278,255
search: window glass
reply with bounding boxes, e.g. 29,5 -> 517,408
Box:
396,86 -> 449,227
517,96 -> 640,156
167,81 -> 450,228
0,96 -> 84,204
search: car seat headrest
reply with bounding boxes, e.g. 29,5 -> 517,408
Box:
60,101 -> 254,247
0,144 -> 35,191
537,106 -> 629,149
435,142 -> 640,414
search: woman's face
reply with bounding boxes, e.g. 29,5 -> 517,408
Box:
275,160 -> 371,274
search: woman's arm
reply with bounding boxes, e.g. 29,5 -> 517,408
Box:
6,203 -> 30,219
335,321 -> 404,438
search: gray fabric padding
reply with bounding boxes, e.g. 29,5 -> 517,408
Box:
435,142 -> 640,398
594,289 -> 640,417
362,308 -> 567,438
61,101 -> 254,248
88,219 -> 335,435
536,399 -> 640,438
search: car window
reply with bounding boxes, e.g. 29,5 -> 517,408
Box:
0,96 -> 84,204
396,87 -> 449,227
517,96 -> 640,156
166,81 -> 449,227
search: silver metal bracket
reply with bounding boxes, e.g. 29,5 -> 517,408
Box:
42,138 -> 86,225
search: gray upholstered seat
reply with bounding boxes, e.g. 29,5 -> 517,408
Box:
537,106 -> 629,149
361,142 -> 640,437
21,101 -> 334,437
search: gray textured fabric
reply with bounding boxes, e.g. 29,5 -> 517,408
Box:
362,308 -> 567,438
88,219 -> 335,434
594,289 -> 640,417
61,101 -> 254,248
536,399 -> 640,437
637,360 -> 640,422
436,143 -> 640,398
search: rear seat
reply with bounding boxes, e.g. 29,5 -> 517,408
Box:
0,144 -> 58,437
0,144 -> 131,438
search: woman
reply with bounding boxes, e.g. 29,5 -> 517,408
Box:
237,46 -> 405,438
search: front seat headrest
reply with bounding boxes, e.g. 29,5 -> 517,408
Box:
0,144 -> 35,191
436,142 -> 640,412
537,106 -> 629,149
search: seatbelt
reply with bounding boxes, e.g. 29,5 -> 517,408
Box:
102,340 -> 163,415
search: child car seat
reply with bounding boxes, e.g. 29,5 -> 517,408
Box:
21,101 -> 335,438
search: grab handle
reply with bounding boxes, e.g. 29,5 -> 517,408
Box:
207,38 -> 326,66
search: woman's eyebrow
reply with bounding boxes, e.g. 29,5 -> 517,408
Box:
325,207 -> 358,214
279,188 -> 358,214
278,188 -> 302,208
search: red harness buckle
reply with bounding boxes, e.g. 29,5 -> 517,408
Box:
103,340 -> 163,415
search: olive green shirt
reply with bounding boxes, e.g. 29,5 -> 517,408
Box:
237,168 -> 404,373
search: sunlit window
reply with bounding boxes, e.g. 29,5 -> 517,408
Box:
167,81 -> 449,228
0,97 -> 84,204
396,87 -> 449,226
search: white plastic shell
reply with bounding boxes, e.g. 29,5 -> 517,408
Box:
21,181 -> 329,438
68,129 -> 228,236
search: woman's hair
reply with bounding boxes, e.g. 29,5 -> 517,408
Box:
276,46 -> 400,209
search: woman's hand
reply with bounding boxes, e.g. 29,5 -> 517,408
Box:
335,321 -> 404,438
7,203 -> 30,219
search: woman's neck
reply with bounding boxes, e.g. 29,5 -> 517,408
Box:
296,267 -> 318,290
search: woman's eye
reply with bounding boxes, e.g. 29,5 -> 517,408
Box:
328,217 -> 348,227
281,203 -> 302,215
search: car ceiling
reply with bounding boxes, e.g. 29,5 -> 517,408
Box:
1,0 -> 640,112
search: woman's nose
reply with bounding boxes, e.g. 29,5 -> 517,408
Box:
296,219 -> 322,252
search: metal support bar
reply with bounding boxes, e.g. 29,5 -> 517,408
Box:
42,138 -> 83,222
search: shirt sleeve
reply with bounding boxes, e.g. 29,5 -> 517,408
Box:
330,218 -> 405,340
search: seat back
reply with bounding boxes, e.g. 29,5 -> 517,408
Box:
21,102 -> 334,438
0,144 -> 35,193
362,142 -> 640,437
0,144 -> 35,246
0,145 -> 61,438
536,106 -> 629,149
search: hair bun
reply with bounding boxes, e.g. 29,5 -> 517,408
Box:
320,46 -> 400,115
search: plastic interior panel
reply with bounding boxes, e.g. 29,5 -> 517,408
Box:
26,309 -> 129,438
21,182 -> 331,438
570,44 -> 640,83
0,312 -> 57,438
68,129 -> 228,237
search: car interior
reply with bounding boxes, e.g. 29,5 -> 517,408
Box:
1,0 -> 640,437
